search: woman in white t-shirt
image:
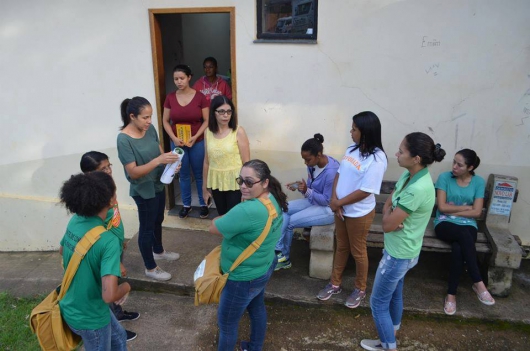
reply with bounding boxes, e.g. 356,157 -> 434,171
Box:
316,111 -> 387,309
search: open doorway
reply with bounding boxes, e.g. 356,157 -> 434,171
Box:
148,7 -> 236,216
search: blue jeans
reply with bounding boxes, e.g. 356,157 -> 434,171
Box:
370,250 -> 418,350
275,198 -> 334,260
132,190 -> 165,270
217,258 -> 277,351
69,310 -> 127,351
176,139 -> 205,207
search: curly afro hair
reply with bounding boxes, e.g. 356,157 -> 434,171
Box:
60,172 -> 116,217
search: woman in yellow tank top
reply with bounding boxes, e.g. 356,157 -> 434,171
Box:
202,96 -> 250,215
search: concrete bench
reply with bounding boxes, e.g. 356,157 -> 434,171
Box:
308,173 -> 523,297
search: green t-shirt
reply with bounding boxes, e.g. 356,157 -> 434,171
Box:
214,195 -> 283,281
384,167 -> 435,259
59,215 -> 121,330
117,124 -> 165,199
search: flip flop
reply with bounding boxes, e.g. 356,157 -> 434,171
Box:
472,285 -> 495,306
444,297 -> 456,315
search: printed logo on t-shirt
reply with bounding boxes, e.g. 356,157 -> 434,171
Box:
200,87 -> 221,101
342,155 -> 361,170
107,204 -> 122,229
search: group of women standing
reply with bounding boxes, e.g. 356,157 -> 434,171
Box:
71,59 -> 495,350
270,111 -> 495,351
116,63 -> 246,283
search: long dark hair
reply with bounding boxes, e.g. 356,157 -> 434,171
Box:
60,172 -> 116,217
349,111 -> 386,160
456,149 -> 481,176
80,151 -> 109,173
119,96 -> 151,130
404,132 -> 446,166
242,159 -> 288,212
301,133 -> 324,156
209,96 -> 237,133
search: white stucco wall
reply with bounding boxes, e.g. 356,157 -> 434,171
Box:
1,0 -> 529,251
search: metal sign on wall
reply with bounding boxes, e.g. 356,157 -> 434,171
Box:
489,180 -> 517,216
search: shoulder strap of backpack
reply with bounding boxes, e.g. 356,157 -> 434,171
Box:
58,225 -> 106,300
226,197 -> 278,273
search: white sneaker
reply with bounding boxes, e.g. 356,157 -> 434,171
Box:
153,251 -> 180,261
145,267 -> 171,281
360,339 -> 384,351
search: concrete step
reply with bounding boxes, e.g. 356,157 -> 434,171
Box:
122,227 -> 530,323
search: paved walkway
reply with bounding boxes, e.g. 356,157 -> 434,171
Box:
1,228 -> 529,350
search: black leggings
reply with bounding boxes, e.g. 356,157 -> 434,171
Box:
212,189 -> 242,216
435,221 -> 483,295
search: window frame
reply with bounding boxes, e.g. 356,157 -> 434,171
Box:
256,0 -> 318,42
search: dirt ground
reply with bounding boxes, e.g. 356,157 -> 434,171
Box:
196,302 -> 529,351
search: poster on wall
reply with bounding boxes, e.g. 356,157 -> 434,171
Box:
489,180 -> 517,216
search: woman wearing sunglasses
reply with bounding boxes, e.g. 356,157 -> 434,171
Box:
202,96 -> 250,215
209,160 -> 288,351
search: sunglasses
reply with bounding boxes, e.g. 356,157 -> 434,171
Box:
235,176 -> 261,188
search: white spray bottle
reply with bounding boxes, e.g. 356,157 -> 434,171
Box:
160,147 -> 185,184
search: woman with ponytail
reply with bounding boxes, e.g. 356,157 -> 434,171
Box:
434,149 -> 494,315
117,96 -> 181,281
275,133 -> 339,271
209,159 -> 287,351
361,132 -> 445,351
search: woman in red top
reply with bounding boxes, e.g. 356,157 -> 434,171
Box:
163,64 -> 209,219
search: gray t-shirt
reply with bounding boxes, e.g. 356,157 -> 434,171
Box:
117,125 -> 165,199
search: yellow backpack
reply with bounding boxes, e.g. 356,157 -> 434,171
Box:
30,225 -> 106,350
194,198 -> 277,305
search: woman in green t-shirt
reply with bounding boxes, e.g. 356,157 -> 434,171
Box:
361,133 -> 445,351
117,96 -> 181,282
209,159 -> 288,351
59,172 -> 130,350
79,151 -> 140,341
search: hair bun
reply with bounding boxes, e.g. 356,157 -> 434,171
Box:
313,133 -> 324,144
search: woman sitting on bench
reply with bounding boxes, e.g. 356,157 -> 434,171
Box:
434,149 -> 495,315
274,133 -> 340,271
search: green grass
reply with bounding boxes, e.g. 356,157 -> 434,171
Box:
0,292 -> 42,351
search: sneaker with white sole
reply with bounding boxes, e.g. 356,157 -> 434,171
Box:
344,288 -> 366,309
153,251 -> 180,261
145,267 -> 171,281
274,259 -> 292,271
316,283 -> 342,301
360,339 -> 384,350
126,330 -> 137,342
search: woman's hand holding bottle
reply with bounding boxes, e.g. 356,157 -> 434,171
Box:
158,151 -> 180,165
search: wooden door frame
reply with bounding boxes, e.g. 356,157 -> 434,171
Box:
148,7 -> 236,209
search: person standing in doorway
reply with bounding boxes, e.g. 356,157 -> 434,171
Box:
163,64 -> 210,219
193,56 -> 232,103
